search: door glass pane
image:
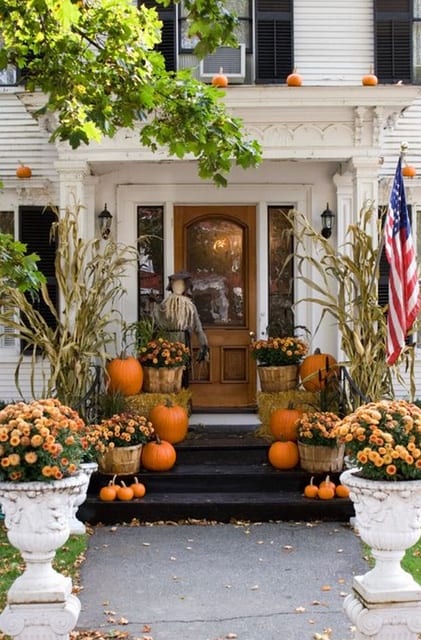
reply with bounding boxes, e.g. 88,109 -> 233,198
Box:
187,217 -> 245,326
268,206 -> 294,336
137,206 -> 164,317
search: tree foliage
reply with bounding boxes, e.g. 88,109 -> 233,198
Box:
0,0 -> 261,186
0,233 -> 46,294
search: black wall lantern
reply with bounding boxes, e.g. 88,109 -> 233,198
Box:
320,203 -> 335,239
98,203 -> 113,239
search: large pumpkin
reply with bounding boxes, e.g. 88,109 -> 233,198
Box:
106,355 -> 143,396
269,407 -> 303,442
149,400 -> 188,444
142,436 -> 176,471
268,441 -> 299,469
299,349 -> 337,392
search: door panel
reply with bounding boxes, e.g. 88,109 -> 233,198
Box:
175,205 -> 257,409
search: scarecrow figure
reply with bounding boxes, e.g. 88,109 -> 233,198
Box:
150,272 -> 209,385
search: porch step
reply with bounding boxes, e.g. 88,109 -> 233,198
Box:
78,417 -> 354,525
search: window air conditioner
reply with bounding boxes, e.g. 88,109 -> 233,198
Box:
199,44 -> 246,84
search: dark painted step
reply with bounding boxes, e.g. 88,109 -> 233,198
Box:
79,490 -> 353,525
78,420 -> 355,525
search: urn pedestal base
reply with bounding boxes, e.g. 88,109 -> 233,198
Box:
0,594 -> 81,640
344,591 -> 421,640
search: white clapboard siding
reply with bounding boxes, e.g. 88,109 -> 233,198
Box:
0,92 -> 58,182
294,0 -> 373,85
0,359 -> 48,403
380,98 -> 421,179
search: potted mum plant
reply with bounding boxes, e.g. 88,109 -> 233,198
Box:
0,398 -> 90,632
335,399 -> 421,601
250,335 -> 308,392
90,412 -> 155,475
296,410 -> 344,473
138,337 -> 191,393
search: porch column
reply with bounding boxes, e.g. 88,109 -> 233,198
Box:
347,156 -> 380,241
54,160 -> 98,240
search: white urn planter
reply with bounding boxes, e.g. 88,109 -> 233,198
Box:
0,473 -> 88,640
69,462 -> 97,535
341,468 -> 421,603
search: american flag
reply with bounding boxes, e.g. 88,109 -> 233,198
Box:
384,156 -> 420,365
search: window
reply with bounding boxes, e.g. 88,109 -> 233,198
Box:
137,206 -> 164,317
0,211 -> 16,350
268,206 -> 294,336
138,0 -> 293,84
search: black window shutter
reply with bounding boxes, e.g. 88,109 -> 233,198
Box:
374,0 -> 411,83
140,1 -> 176,71
19,206 -> 58,336
255,0 -> 292,84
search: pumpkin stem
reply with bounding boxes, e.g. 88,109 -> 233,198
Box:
112,474 -> 117,485
219,66 -> 224,74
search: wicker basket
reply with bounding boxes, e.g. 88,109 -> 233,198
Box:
142,366 -> 184,393
98,444 -> 142,475
297,442 -> 345,474
257,365 -> 299,392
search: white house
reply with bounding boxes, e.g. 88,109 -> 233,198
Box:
1,0 -> 421,409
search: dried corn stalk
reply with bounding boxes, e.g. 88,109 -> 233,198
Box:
284,202 -> 415,403
0,205 -> 136,409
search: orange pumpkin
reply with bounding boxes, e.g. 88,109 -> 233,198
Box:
106,355 -> 143,396
16,163 -> 32,179
116,480 -> 134,501
268,441 -> 299,469
142,435 -> 177,471
99,476 -> 118,501
362,68 -> 378,86
149,400 -> 188,444
299,348 -> 337,392
319,474 -> 336,492
269,406 -> 303,442
335,484 -> 350,499
130,477 -> 146,498
303,476 -> 318,499
212,67 -> 228,88
317,484 -> 335,500
286,69 -> 302,86
402,164 -> 416,178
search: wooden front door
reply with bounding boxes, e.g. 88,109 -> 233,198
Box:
174,206 -> 257,410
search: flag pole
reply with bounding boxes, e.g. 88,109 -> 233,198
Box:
367,142 -> 408,298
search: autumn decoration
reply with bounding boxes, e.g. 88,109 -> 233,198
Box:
106,354 -> 144,396
142,435 -> 177,471
149,399 -> 188,444
268,440 -> 299,470
211,67 -> 228,88
15,162 -> 32,179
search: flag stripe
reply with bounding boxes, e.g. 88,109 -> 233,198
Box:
384,156 -> 421,365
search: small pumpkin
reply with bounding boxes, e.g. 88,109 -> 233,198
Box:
317,484 -> 335,500
116,480 -> 134,501
211,67 -> 228,88
106,354 -> 143,396
16,163 -> 32,179
130,477 -> 146,498
99,476 -> 118,501
335,483 -> 350,499
303,476 -> 318,499
268,441 -> 299,470
286,68 -> 302,86
362,67 -> 378,86
269,405 -> 303,442
299,348 -> 337,392
319,474 -> 336,492
149,400 -> 188,444
142,435 -> 177,471
402,164 -> 416,178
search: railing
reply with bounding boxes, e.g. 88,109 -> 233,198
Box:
337,365 -> 370,416
73,364 -> 103,423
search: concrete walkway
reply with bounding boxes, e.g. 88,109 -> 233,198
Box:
77,519 -> 366,640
